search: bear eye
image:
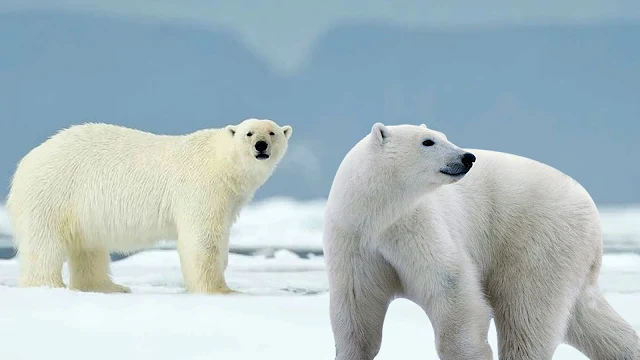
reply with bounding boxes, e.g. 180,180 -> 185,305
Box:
269,131 -> 275,136
246,132 -> 253,137
422,139 -> 435,147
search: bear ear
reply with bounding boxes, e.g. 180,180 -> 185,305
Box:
420,123 -> 427,128
371,122 -> 389,144
282,125 -> 293,140
226,125 -> 237,136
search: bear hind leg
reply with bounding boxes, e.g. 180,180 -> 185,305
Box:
68,247 -> 131,293
490,269 -> 579,360
17,233 -> 67,289
493,296 -> 573,359
564,286 -> 640,360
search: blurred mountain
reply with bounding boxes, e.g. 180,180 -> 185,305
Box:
1,10 -> 638,204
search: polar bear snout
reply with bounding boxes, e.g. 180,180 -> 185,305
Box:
254,140 -> 270,160
255,140 -> 268,152
440,152 -> 476,177
461,152 -> 476,169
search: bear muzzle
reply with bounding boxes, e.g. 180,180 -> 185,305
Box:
254,140 -> 270,160
440,152 -> 476,176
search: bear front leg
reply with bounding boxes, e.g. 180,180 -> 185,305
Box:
176,215 -> 236,294
326,246 -> 401,360
379,239 -> 493,359
68,247 -> 131,293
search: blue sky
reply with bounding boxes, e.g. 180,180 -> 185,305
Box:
4,0 -> 640,72
1,2 -> 638,203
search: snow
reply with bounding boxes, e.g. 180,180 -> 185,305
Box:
599,205 -> 640,253
0,198 -> 639,359
0,205 -> 10,235
2,199 -> 640,253
227,197 -> 325,251
0,250 -> 639,360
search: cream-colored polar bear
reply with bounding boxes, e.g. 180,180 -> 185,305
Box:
7,118 -> 292,294
323,123 -> 639,359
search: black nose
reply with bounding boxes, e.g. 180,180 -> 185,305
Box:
461,152 -> 476,169
255,140 -> 268,152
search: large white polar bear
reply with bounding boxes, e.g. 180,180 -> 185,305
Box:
323,123 -> 639,359
7,118 -> 292,294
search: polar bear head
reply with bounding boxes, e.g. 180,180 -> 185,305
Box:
367,123 -> 475,189
226,118 -> 293,164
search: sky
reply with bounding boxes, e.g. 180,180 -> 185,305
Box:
3,0 -> 640,72
0,1 -> 638,204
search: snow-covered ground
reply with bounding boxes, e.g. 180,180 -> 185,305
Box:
0,204 -> 10,236
0,198 -> 639,359
1,198 -> 640,253
0,250 -> 639,360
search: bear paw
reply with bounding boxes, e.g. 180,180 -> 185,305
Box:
189,284 -> 242,295
70,281 -> 132,294
218,287 -> 242,295
102,282 -> 132,294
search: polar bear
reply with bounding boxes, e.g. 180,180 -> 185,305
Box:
323,123 -> 639,359
6,118 -> 292,294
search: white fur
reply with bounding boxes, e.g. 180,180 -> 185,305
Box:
6,118 -> 293,294
323,123 -> 640,359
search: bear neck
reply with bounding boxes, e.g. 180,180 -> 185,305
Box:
328,163 -> 428,236
223,153 -> 276,196
362,185 -> 426,235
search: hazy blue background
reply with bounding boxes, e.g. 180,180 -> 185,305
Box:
1,1 -> 639,204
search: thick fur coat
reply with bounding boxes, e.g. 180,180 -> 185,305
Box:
323,123 -> 639,359
7,118 -> 292,294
